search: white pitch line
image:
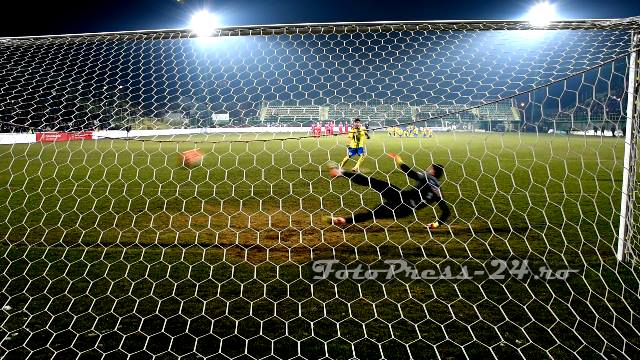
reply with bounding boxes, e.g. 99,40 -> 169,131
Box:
1,185 -> 603,197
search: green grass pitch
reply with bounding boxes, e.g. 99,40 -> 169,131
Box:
0,132 -> 638,359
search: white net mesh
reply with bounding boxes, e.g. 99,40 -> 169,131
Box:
1,20 -> 639,359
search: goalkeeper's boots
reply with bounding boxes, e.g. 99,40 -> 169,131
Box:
328,166 -> 343,178
331,217 -> 347,226
323,216 -> 347,226
427,221 -> 440,229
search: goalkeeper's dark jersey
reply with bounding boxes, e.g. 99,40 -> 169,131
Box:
397,163 -> 450,223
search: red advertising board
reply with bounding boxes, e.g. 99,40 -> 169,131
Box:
36,131 -> 93,142
67,132 -> 93,141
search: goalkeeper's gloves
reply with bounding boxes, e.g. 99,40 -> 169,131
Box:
427,221 -> 440,229
387,153 -> 404,166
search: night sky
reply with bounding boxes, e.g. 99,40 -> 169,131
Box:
0,0 -> 639,37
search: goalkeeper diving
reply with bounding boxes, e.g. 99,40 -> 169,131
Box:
327,153 -> 450,229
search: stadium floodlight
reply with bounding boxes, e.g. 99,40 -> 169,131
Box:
190,10 -> 220,37
526,1 -> 557,27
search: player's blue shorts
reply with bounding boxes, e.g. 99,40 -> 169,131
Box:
347,147 -> 365,157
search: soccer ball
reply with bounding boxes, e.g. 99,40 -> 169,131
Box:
179,149 -> 203,168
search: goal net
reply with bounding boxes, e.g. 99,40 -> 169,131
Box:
0,20 -> 639,359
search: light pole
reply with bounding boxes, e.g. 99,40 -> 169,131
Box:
117,86 -> 124,129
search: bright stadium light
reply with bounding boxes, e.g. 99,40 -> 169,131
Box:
526,1 -> 557,27
190,10 -> 220,37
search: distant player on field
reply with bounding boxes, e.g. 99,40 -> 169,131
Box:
327,153 -> 450,228
338,118 -> 370,172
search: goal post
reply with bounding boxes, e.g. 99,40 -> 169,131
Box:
617,31 -> 639,262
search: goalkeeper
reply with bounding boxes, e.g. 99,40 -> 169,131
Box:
328,154 -> 450,228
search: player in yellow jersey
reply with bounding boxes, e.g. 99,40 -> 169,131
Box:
339,118 -> 370,172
